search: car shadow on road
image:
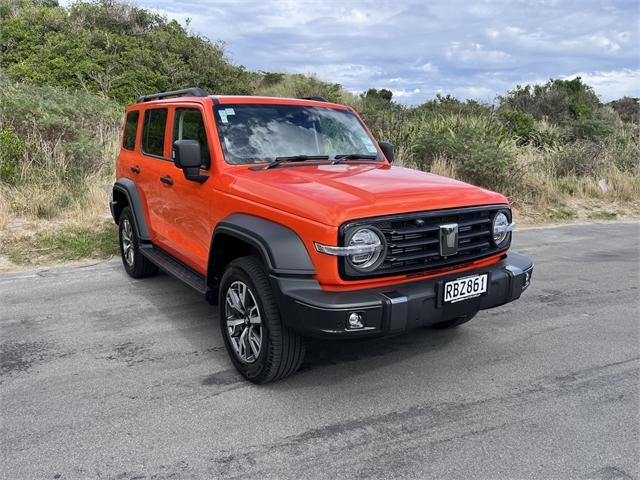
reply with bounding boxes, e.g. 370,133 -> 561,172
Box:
133,271 -> 465,388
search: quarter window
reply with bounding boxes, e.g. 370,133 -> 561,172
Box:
122,111 -> 139,150
173,108 -> 210,168
142,108 -> 168,157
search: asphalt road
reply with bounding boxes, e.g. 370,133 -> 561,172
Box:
1,223 -> 639,480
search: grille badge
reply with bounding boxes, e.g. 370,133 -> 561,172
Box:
439,223 -> 459,256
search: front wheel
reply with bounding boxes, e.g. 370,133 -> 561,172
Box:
430,312 -> 477,329
219,256 -> 305,384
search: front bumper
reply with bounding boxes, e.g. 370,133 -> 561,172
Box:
271,252 -> 533,339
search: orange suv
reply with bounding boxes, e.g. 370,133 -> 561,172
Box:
111,87 -> 533,383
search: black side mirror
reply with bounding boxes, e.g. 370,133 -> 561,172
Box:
379,141 -> 394,163
173,140 -> 208,183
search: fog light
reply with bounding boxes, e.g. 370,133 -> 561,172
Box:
523,270 -> 532,289
347,312 -> 364,329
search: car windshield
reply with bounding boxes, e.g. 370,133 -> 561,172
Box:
214,104 -> 382,165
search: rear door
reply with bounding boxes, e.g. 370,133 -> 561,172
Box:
138,106 -> 172,243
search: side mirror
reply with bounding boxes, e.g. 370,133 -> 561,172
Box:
379,141 -> 394,163
173,140 -> 208,183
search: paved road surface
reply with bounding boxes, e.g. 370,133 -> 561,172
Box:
1,223 -> 639,480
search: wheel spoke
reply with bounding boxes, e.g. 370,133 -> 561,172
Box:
238,282 -> 246,306
226,289 -> 244,315
226,317 -> 244,328
248,306 -> 261,324
239,327 -> 249,358
248,328 -> 261,357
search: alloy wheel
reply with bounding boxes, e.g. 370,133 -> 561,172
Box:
224,281 -> 263,363
121,218 -> 135,267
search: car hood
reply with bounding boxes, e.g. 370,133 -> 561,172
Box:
220,163 -> 508,226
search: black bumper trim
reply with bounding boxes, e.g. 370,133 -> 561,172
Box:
271,252 -> 533,339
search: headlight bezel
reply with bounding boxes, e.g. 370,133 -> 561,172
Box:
314,224 -> 387,275
343,226 -> 386,272
491,210 -> 514,247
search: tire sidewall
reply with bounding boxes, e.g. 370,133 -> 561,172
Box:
218,263 -> 272,380
118,208 -> 137,276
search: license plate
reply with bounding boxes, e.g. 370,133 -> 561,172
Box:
444,274 -> 488,303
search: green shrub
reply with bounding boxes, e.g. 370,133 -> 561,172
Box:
499,77 -> 600,124
608,97 -> 640,124
499,110 -> 537,145
412,113 -> 518,192
254,73 -> 346,103
0,127 -> 25,183
570,117 -> 614,142
0,0 -> 254,103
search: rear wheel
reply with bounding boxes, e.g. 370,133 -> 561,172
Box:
430,312 -> 477,329
219,256 -> 305,384
118,207 -> 158,278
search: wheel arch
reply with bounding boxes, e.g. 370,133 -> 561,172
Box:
207,214 -> 316,289
111,178 -> 151,241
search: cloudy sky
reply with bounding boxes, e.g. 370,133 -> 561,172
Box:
111,0 -> 640,103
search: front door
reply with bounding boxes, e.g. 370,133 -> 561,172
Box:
152,106 -> 213,273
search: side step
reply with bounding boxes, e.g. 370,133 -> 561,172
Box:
140,245 -> 207,294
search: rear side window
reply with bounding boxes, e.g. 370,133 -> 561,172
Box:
122,111 -> 139,150
173,108 -> 210,168
142,108 -> 168,157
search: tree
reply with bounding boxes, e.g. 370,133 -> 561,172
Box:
608,97 -> 640,124
363,88 -> 393,102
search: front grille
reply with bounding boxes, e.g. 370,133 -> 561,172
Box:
339,205 -> 511,279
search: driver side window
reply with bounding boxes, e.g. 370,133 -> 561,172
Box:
173,108 -> 210,169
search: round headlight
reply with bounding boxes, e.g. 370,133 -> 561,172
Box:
346,227 -> 385,271
492,211 -> 511,246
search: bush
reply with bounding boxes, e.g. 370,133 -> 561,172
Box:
0,0 -> 254,103
412,113 -> 518,192
0,127 -> 25,183
499,77 -> 601,124
254,73 -> 346,103
570,117 -> 614,142
608,97 -> 640,124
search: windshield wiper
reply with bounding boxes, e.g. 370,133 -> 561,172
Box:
332,154 -> 378,164
264,155 -> 330,169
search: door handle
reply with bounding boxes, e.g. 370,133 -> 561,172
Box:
160,176 -> 174,186
130,165 -> 140,174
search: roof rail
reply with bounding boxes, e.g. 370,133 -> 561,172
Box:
301,96 -> 328,102
137,87 -> 209,103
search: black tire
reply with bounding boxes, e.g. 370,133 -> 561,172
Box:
219,256 -> 305,384
430,312 -> 477,330
118,206 -> 158,278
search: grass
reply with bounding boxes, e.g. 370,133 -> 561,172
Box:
0,222 -> 118,266
546,206 -> 579,221
587,210 -> 619,220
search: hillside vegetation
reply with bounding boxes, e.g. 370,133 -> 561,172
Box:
1,0 -> 639,267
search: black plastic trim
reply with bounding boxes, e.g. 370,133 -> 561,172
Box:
112,178 -> 151,241
140,244 -> 207,294
211,214 -> 316,276
271,251 -> 533,339
137,87 -> 208,103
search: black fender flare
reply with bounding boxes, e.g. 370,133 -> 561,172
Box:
209,214 -> 316,277
112,178 -> 151,241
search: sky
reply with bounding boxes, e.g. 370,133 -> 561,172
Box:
79,0 -> 640,104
